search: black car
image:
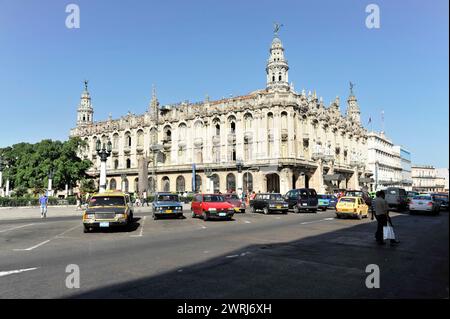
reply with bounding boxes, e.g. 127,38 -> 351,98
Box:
431,193 -> 449,211
285,188 -> 318,213
249,193 -> 289,214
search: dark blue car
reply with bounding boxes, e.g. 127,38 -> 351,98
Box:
152,192 -> 184,220
326,195 -> 338,209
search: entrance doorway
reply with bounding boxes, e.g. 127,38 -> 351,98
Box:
266,173 -> 280,193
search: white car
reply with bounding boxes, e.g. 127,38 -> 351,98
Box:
409,195 -> 440,215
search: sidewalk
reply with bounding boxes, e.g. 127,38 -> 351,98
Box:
0,205 -> 83,221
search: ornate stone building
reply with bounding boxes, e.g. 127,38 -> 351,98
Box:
69,31 -> 372,195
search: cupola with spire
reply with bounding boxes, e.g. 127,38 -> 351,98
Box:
346,81 -> 361,125
266,23 -> 290,92
76,80 -> 94,126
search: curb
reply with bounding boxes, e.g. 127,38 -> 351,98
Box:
0,205 -> 78,210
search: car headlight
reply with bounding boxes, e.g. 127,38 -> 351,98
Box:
176,206 -> 182,210
158,207 -> 164,211
116,213 -> 125,219
85,213 -> 95,219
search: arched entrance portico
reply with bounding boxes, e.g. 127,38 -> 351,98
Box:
266,173 -> 280,193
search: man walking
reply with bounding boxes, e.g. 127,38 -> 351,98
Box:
372,190 -> 399,246
39,192 -> 48,218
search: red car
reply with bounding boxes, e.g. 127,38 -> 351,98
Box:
191,194 -> 235,221
224,193 -> 246,213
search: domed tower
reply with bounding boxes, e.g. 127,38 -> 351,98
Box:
76,80 -> 94,126
346,81 -> 361,125
266,23 -> 290,92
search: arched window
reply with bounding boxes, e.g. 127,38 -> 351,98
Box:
126,158 -> 131,169
137,130 -> 144,147
272,76 -> 275,82
281,112 -> 288,129
195,147 -> 203,163
194,121 -> 203,138
243,172 -> 253,193
134,178 -> 139,194
124,132 -> 131,148
112,133 -> 119,150
163,126 -> 172,142
176,176 -> 185,192
148,176 -> 155,193
123,178 -> 129,193
193,174 -> 202,193
114,159 -> 119,169
215,124 -> 220,136
178,123 -> 187,140
244,113 -> 252,131
161,176 -> 170,192
226,173 -> 236,192
211,174 -> 220,193
267,113 -> 274,129
110,178 -> 117,190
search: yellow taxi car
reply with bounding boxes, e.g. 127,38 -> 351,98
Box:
335,196 -> 369,220
82,191 -> 134,233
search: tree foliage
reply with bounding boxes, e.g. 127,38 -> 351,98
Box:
0,138 -> 92,192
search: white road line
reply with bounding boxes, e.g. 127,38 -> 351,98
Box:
199,225 -> 207,229
322,218 -> 334,221
226,254 -> 239,258
244,220 -> 251,224
0,267 -> 38,277
13,224 -> 81,251
14,240 -> 51,251
0,224 -> 35,233
300,218 -> 334,225
130,216 -> 146,237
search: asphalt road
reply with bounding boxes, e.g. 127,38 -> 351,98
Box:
0,206 -> 448,299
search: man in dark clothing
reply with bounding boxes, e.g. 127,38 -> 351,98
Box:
372,190 -> 399,245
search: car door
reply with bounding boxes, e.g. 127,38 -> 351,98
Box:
286,190 -> 298,209
254,194 -> 262,210
191,195 -> 199,214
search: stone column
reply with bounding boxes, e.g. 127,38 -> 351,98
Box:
295,172 -> 306,189
311,160 -> 325,193
280,168 -> 293,195
288,111 -> 294,157
273,112 -> 280,158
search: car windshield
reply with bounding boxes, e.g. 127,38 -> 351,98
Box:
299,190 -> 308,199
346,191 -> 362,197
157,194 -> 179,202
226,194 -> 239,200
204,195 -> 225,202
89,196 -> 125,207
339,198 -> 356,203
270,194 -> 284,201
413,196 -> 431,201
317,195 -> 327,199
434,194 -> 448,201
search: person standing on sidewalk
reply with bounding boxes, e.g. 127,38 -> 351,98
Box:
39,192 -> 48,218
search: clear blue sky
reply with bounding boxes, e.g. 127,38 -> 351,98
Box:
0,0 -> 448,167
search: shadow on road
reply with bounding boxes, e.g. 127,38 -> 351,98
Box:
70,212 -> 449,299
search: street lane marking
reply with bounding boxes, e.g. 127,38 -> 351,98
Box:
226,254 -> 239,258
13,224 -> 81,251
0,223 -> 35,233
131,216 -> 146,237
14,240 -> 51,251
244,220 -> 251,224
0,267 -> 38,277
300,218 -> 334,225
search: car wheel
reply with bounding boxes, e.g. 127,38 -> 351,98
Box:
336,214 -> 341,219
153,214 -> 158,220
357,213 -> 362,220
251,206 -> 257,214
203,212 -> 209,221
191,210 -> 196,218
83,226 -> 90,233
312,209 -> 317,213
263,207 -> 269,215
322,207 -> 327,211
293,206 -> 300,214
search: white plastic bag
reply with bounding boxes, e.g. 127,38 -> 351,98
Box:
383,225 -> 396,240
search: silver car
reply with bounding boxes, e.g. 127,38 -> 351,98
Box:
409,195 -> 440,215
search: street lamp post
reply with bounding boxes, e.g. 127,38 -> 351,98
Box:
236,158 -> 243,197
96,139 -> 112,193
47,168 -> 55,197
0,157 -> 3,197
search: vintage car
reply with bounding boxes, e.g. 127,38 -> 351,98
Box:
152,192 -> 184,219
335,196 -> 369,219
224,193 -> 246,213
82,191 -> 134,232
317,194 -> 330,211
191,194 -> 235,221
249,193 -> 289,214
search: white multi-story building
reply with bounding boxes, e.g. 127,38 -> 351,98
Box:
436,168 -> 449,192
70,29 -> 373,195
367,132 -> 403,190
412,165 -> 447,193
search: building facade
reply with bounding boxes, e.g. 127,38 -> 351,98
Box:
69,31 -> 372,196
436,168 -> 449,192
393,146 -> 413,191
412,165 -> 446,193
367,132 -> 402,191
